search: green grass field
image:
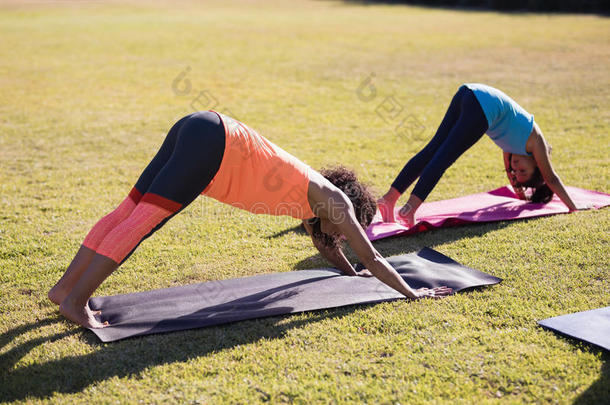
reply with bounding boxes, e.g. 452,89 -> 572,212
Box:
1,0 -> 609,403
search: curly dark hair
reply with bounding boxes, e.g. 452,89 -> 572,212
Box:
307,166 -> 377,247
509,153 -> 554,204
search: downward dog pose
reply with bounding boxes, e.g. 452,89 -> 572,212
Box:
378,83 -> 578,225
49,111 -> 451,328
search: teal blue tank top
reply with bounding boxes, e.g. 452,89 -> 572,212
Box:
464,83 -> 534,156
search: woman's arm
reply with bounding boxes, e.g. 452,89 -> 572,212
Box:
302,220 -> 359,276
503,151 -> 526,199
337,197 -> 450,299
308,178 -> 451,298
529,131 -> 577,211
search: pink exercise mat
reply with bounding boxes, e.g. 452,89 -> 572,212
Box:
366,186 -> 610,241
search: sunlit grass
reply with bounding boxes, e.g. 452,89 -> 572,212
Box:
0,0 -> 608,403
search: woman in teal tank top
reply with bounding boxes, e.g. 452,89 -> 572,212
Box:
378,83 -> 578,225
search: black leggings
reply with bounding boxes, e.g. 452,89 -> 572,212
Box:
85,111 -> 225,265
391,85 -> 489,201
134,111 -> 225,205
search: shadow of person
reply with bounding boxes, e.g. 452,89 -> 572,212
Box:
455,198 -> 557,222
0,317 -> 75,374
292,219 -> 514,270
0,307 -> 358,402
0,316 -> 64,351
3,242 -> 499,401
91,273 -> 341,341
265,224 -> 307,239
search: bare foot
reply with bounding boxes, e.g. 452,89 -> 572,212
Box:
48,284 -> 70,305
60,299 -> 108,328
377,197 -> 396,223
86,303 -> 102,317
396,203 -> 415,227
48,245 -> 98,305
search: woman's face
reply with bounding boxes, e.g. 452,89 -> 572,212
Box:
511,154 -> 537,184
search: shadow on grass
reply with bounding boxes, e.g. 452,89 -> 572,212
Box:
0,317 -> 74,375
292,219 -> 514,270
0,307 -> 358,402
574,357 -> 610,404
1,218 -> 596,401
265,223 -> 307,239
0,317 -> 64,352
537,324 -> 610,404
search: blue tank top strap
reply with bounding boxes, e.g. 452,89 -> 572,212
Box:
464,83 -> 534,155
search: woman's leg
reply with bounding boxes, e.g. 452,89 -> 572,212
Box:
379,86 -> 469,221
59,111 -> 225,327
48,115 -> 193,305
48,192 -> 142,304
397,88 -> 488,225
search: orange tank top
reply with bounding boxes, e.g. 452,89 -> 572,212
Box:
201,111 -> 315,220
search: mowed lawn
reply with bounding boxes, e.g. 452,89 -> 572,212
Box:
0,0 -> 608,403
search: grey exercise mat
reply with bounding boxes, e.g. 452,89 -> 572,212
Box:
88,247 -> 502,342
538,307 -> 610,351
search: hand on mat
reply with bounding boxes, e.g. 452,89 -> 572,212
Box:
356,269 -> 374,277
414,286 -> 452,299
574,203 -> 594,211
507,172 -> 526,200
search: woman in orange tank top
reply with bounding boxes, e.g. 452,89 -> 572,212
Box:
50,111 -> 452,328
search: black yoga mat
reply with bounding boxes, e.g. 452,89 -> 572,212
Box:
538,307 -> 610,351
88,247 -> 502,342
